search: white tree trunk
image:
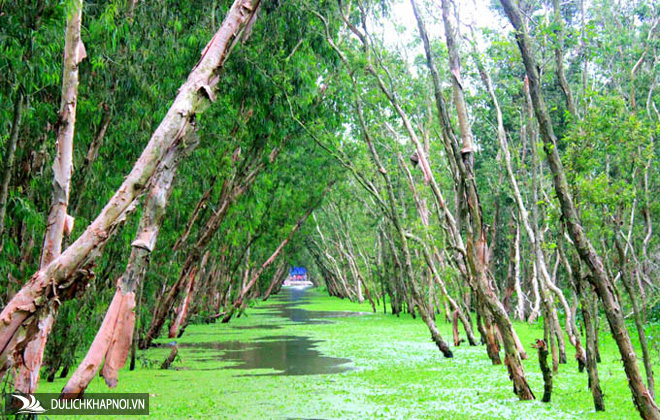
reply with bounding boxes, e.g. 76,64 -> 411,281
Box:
15,0 -> 86,393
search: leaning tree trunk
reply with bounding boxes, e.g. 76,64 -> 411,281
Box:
533,339 -> 553,403
262,260 -> 288,301
407,233 -> 477,346
141,154 -> 268,348
502,218 -> 516,314
61,131 -> 197,398
574,259 -> 605,411
399,156 -> 477,345
434,0 -> 534,399
169,267 -> 197,338
500,0 -> 660,417
614,224 -> 655,398
475,53 -> 580,366
512,217 -> 526,321
0,0 -> 262,380
15,0 -> 86,393
523,77 -> 569,365
368,122 -> 451,357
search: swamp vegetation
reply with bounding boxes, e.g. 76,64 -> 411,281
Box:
1,0 -> 660,418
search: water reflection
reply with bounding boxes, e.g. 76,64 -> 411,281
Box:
264,286 -> 365,324
182,335 -> 353,375
181,286 -> 359,376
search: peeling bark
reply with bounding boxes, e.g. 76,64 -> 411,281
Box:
15,0 -> 86,393
473,55 -> 574,362
433,0 -> 533,398
0,0 -> 262,381
409,0 -> 525,377
141,154 -> 270,348
533,339 -> 553,403
61,129 -> 197,398
500,0 -> 659,416
99,292 -> 135,388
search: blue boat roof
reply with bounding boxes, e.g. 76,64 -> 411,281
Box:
289,266 -> 307,275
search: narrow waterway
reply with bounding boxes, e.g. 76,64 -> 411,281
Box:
179,286 -> 360,376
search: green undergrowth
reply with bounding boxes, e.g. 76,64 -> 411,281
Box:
37,288 -> 644,419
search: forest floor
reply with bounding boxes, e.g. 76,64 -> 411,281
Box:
39,286 -> 643,419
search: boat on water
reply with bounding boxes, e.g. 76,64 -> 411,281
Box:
283,266 -> 313,286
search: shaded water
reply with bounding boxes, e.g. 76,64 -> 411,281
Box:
180,286 -> 359,376
262,285 -> 365,324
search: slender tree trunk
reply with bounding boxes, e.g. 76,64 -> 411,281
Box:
512,218 -> 526,321
173,177 -> 217,252
524,78 -> 568,365
141,149 -> 268,348
263,260 -> 287,301
15,1 -> 86,393
159,345 -> 178,370
370,115 -> 452,358
432,0 -> 533,398
410,0 -> 526,371
503,218 -> 516,314
528,261 -> 541,323
169,267 -> 197,338
551,0 -> 577,116
575,261 -> 605,411
407,233 -> 477,346
475,53 -> 579,365
399,155 -> 477,346
316,8 -> 452,358
478,299 -> 502,365
500,0 -> 660,416
130,279 -> 144,371
534,339 -> 553,402
38,0 -> 86,274
614,226 -> 655,398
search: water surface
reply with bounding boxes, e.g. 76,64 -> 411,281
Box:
180,286 -> 359,376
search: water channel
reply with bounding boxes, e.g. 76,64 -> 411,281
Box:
179,286 -> 362,376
